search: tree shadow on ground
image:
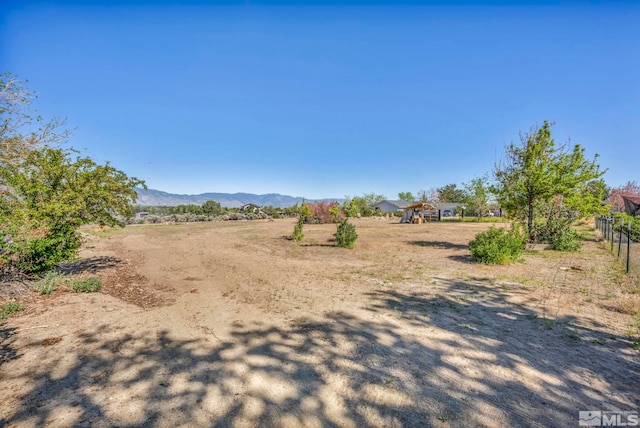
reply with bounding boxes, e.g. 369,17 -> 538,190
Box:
2,278 -> 639,426
447,254 -> 474,264
363,278 -> 640,425
58,256 -> 122,274
0,325 -> 19,367
408,240 -> 469,250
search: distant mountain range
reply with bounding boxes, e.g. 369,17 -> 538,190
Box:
135,188 -> 337,208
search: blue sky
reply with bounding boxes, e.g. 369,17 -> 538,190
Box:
2,1 -> 639,199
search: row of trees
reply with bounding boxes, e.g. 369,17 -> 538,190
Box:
136,121 -> 609,253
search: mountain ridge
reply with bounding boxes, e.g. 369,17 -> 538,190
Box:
135,188 -> 339,208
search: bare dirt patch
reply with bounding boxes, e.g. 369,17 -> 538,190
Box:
1,218 -> 638,427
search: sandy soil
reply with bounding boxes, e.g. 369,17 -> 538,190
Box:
1,218 -> 639,427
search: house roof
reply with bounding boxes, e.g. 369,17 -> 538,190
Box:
622,194 -> 640,204
373,200 -> 416,209
404,202 -> 437,211
622,194 -> 640,216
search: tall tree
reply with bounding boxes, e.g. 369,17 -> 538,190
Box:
463,176 -> 491,220
362,192 -> 386,208
202,200 -> 224,215
397,191 -> 415,202
493,121 -> 606,240
437,183 -> 465,203
417,188 -> 439,204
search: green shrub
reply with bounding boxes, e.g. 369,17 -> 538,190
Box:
71,277 -> 102,293
1,302 -> 24,320
37,271 -> 67,295
292,217 -> 305,242
335,220 -> 358,249
549,227 -> 582,251
469,226 -> 525,264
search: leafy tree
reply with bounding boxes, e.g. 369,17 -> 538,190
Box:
437,184 -> 465,203
1,73 -> 69,169
307,201 -> 340,223
0,75 -> 144,275
202,200 -> 224,215
291,201 -> 313,241
0,147 -> 144,274
328,197 -> 359,248
362,192 -> 386,207
417,188 -> 438,204
463,176 -> 491,220
397,191 -> 415,202
493,121 -> 606,241
349,196 -> 368,217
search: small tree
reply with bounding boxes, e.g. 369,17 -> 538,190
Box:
463,176 -> 491,220
291,202 -> 313,242
331,197 -> 358,248
493,121 -> 606,242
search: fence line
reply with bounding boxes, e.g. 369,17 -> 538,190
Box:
595,217 -> 638,282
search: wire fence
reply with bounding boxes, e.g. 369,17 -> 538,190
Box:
595,216 -> 639,284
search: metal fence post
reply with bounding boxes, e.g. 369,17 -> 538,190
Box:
618,218 -> 623,258
627,221 -> 632,274
610,218 -> 614,252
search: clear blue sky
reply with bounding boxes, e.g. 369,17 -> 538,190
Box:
2,1 -> 638,199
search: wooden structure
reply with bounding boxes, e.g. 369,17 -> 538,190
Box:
400,202 -> 437,224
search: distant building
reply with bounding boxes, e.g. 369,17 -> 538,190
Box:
622,194 -> 640,216
372,200 -> 416,213
240,203 -> 261,214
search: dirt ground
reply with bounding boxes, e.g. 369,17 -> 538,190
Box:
1,218 -> 639,427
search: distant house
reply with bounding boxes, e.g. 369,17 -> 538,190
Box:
135,212 -> 149,219
436,202 -> 466,217
240,203 -> 261,214
372,200 -> 416,214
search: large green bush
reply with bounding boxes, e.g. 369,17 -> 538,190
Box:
548,227 -> 582,251
1,75 -> 144,276
529,200 -> 582,251
469,226 -> 525,264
